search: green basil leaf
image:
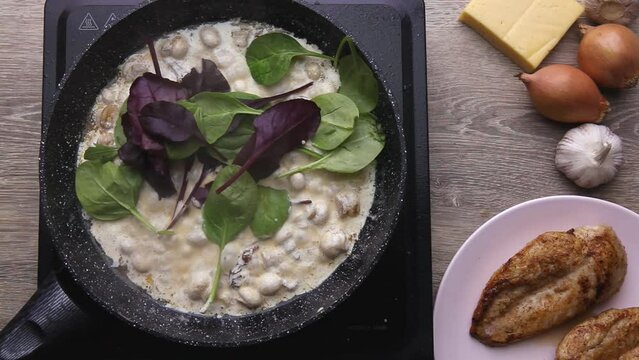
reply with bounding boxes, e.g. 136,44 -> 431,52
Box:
250,186 -> 290,239
179,93 -> 262,144
297,146 -> 324,159
75,161 -> 159,232
165,139 -> 201,160
202,165 -> 258,246
114,100 -> 128,148
213,116 -> 255,161
246,33 -> 333,86
84,144 -> 119,162
226,92 -> 260,101
311,93 -> 358,150
280,113 -> 384,175
337,39 -> 379,113
201,165 -> 258,311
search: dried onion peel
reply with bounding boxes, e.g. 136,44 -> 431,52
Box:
578,23 -> 639,89
518,64 -> 610,124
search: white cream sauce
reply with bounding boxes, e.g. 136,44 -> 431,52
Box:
80,20 -> 376,315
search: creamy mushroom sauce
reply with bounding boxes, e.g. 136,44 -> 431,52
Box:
79,20 -> 376,315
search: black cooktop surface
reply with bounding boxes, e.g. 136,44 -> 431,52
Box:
37,0 -> 431,358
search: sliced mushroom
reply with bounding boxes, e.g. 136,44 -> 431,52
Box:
238,286 -> 263,309
335,191 -> 360,217
131,253 -> 153,273
256,273 -> 282,296
293,214 -> 310,230
186,230 -> 208,247
320,230 -> 348,259
282,279 -> 299,291
99,104 -> 118,129
261,248 -> 286,268
119,238 -> 135,255
232,79 -> 247,91
99,88 -> 117,104
304,62 -> 323,80
122,61 -> 150,82
275,226 -> 293,243
289,173 -> 306,191
307,200 -> 329,225
213,48 -> 234,69
199,26 -> 221,48
97,133 -> 114,146
283,239 -> 297,253
161,35 -> 189,59
185,271 -> 211,301
231,28 -> 251,48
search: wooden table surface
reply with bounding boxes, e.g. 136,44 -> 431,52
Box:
2,0 -> 639,330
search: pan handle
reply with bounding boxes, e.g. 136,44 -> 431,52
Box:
0,273 -> 92,360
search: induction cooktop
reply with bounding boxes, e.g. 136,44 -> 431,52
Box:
32,0 -> 431,358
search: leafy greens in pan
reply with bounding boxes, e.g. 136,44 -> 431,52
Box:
76,32 -> 385,311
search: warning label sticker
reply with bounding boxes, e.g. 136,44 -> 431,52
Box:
104,13 -> 117,29
78,13 -> 99,31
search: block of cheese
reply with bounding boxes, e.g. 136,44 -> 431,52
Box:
459,0 -> 584,72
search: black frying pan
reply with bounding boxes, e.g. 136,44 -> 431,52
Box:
0,0 -> 406,356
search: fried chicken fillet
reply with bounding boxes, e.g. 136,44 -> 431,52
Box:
557,308 -> 639,360
470,225 -> 627,346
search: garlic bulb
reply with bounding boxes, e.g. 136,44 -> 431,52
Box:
580,0 -> 639,26
555,124 -> 623,188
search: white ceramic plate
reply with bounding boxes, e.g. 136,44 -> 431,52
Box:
434,195 -> 639,360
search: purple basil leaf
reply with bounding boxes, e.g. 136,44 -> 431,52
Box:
117,56 -> 187,200
118,142 -> 146,168
227,116 -> 242,133
139,101 -> 202,143
127,73 -> 189,116
192,186 -> 210,208
144,155 -> 176,199
121,112 -> 164,152
216,99 -> 320,193
193,181 -> 214,208
118,142 -> 176,199
245,81 -> 313,109
171,156 -> 194,217
123,73 -> 189,150
181,59 -> 230,95
197,148 -> 223,167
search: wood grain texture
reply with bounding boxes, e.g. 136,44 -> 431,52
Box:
426,0 -> 639,295
0,0 -> 45,329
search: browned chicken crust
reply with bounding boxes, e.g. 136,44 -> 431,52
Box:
556,308 -> 639,360
470,225 -> 627,346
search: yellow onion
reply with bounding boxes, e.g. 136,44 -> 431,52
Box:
518,64 -> 610,123
578,24 -> 639,88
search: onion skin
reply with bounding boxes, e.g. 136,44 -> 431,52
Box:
518,65 -> 610,124
578,24 -> 639,89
